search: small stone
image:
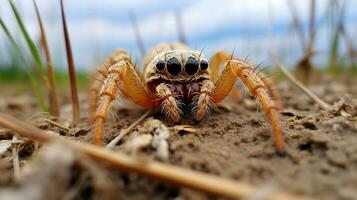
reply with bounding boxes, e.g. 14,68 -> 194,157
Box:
0,140 -> 12,156
332,124 -> 343,133
243,99 -> 256,110
326,150 -> 348,167
311,134 -> 330,144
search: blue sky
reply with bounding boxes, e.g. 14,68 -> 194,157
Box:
0,0 -> 356,71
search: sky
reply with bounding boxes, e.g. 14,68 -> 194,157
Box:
0,0 -> 356,71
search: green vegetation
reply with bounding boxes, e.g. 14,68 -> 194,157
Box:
0,67 -> 89,91
1,0 -> 47,111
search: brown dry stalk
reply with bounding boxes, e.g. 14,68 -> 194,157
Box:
60,0 -> 80,123
11,136 -> 20,181
287,0 -> 306,52
175,11 -> 187,45
44,119 -> 70,133
277,63 -> 332,110
0,113 -> 309,200
106,110 -> 152,149
129,11 -> 145,58
33,0 -> 60,117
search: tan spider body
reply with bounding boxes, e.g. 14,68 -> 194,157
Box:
89,43 -> 286,155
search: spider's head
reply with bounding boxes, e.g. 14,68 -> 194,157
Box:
150,50 -> 209,81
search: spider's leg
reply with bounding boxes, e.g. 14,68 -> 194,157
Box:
89,67 -> 108,124
193,80 -> 215,121
155,83 -> 181,123
256,72 -> 284,110
89,50 -> 132,124
211,60 -> 285,155
209,52 -> 283,109
93,55 -> 153,146
209,52 -> 241,101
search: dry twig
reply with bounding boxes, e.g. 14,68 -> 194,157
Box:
0,113 -> 309,200
276,63 -> 332,111
130,11 -> 145,58
11,136 -> 20,181
60,0 -> 80,123
33,0 -> 60,117
44,119 -> 70,133
106,110 -> 152,149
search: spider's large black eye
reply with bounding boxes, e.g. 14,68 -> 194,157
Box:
200,60 -> 208,70
185,57 -> 199,75
167,57 -> 181,75
156,60 -> 165,71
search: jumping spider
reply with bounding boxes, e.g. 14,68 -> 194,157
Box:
89,43 -> 286,155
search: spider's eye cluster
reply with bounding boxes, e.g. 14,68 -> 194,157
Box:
155,57 -> 208,76
200,60 -> 208,70
167,58 -> 181,75
185,57 -> 199,75
156,60 -> 165,71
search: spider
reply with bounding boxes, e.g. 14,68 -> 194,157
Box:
89,43 -> 286,156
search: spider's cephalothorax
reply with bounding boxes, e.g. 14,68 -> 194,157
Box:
89,43 -> 286,155
144,49 -> 213,121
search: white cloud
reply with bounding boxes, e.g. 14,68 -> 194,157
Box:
1,0 -> 356,70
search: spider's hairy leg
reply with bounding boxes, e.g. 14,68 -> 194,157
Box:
256,72 -> 284,110
89,49 -> 131,124
93,60 -> 153,146
89,67 -> 108,124
209,52 -> 284,108
211,60 -> 285,155
209,52 -> 241,101
193,80 -> 215,121
155,83 -> 181,123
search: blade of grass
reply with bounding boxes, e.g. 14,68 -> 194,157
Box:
0,113 -> 308,200
33,0 -> 60,117
327,0 -> 346,74
9,0 -> 45,78
60,0 -> 80,123
0,17 -> 47,111
0,18 -> 17,46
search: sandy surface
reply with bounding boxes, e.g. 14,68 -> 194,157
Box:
0,78 -> 356,200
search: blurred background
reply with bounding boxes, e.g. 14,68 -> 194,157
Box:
0,0 -> 356,81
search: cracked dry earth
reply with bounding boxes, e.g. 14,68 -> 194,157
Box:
0,78 -> 356,200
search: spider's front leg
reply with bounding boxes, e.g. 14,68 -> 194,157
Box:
211,60 -> 286,155
209,52 -> 284,109
91,53 -> 154,145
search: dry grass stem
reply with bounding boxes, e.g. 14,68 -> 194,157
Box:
60,0 -> 80,123
33,0 -> 60,117
175,11 -> 187,45
11,136 -> 20,181
277,63 -> 332,110
0,113 -> 309,200
44,119 -> 70,132
106,110 -> 152,149
130,12 -> 146,57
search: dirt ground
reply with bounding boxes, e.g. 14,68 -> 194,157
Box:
0,77 -> 356,200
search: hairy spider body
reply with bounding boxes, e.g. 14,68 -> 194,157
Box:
89,43 -> 286,155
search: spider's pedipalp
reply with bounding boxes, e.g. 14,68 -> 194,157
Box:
155,83 -> 181,123
193,80 -> 215,121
